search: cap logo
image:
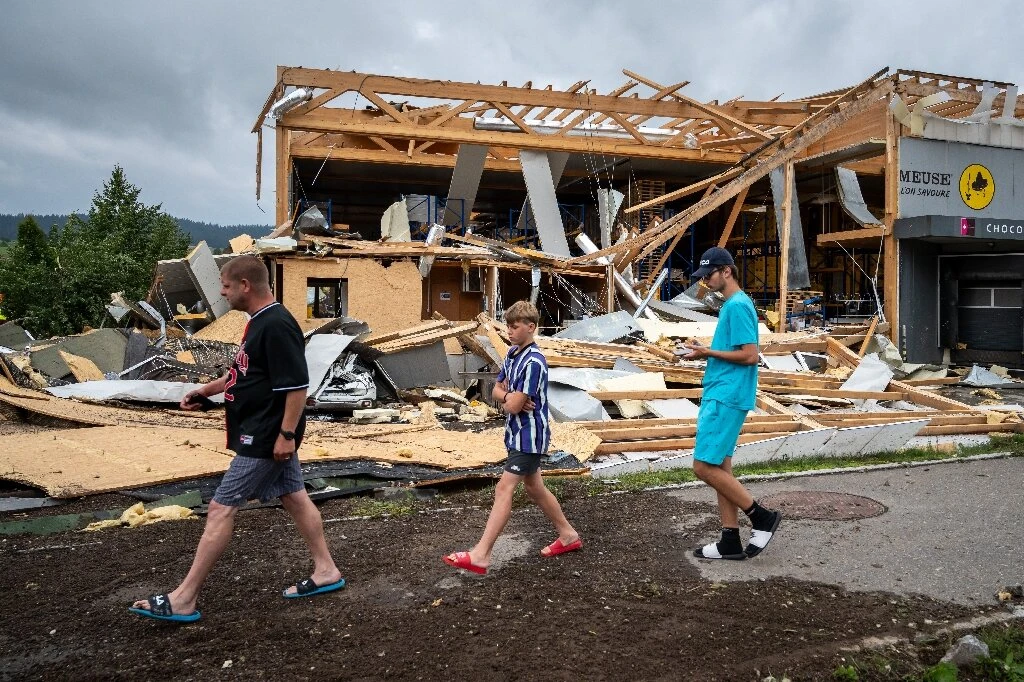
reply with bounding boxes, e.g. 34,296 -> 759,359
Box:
700,259 -> 709,266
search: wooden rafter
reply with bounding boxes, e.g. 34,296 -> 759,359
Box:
623,69 -> 774,141
568,71 -> 895,266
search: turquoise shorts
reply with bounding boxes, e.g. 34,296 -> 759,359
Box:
693,399 -> 747,465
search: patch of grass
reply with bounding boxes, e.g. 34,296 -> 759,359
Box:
920,662 -> 958,682
971,622 -> 1024,681
349,499 -> 416,518
960,433 -> 1024,457
834,622 -> 1024,682
614,468 -> 698,491
832,664 -> 860,681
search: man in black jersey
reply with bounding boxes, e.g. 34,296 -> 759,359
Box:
130,256 -> 343,623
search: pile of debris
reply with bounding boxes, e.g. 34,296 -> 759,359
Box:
1,225 -> 1022,510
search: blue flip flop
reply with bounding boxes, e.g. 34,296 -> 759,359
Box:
282,576 -> 346,599
128,594 -> 201,623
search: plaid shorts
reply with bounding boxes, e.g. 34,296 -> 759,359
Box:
212,454 -> 304,506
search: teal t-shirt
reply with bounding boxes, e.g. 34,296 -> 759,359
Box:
702,291 -> 759,411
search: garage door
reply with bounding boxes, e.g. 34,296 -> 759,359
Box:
958,282 -> 1024,351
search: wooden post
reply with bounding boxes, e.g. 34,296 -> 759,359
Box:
858,315 -> 879,358
777,162 -> 793,332
883,110 -> 900,342
485,265 -> 499,318
605,263 -> 616,312
275,125 -> 290,226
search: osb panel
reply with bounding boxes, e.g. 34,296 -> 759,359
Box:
302,425 -> 507,470
193,309 -> 249,345
0,422 -> 515,497
0,426 -> 234,498
280,258 -> 422,335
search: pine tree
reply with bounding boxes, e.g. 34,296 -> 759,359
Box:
0,167 -> 192,337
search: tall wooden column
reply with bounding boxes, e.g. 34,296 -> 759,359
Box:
883,110 -> 900,341
777,162 -> 794,331
275,125 -> 290,227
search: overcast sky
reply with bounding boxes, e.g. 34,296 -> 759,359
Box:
1,0 -> 1020,226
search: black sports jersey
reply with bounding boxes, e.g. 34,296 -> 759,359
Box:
224,303 -> 308,458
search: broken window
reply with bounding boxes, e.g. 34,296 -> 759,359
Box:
462,266 -> 482,293
306,278 -> 348,318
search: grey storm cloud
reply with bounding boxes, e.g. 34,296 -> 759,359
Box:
0,0 -> 1020,225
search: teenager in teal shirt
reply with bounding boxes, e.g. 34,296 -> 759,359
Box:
684,248 -> 781,560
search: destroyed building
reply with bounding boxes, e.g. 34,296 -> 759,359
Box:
256,65 -> 1024,366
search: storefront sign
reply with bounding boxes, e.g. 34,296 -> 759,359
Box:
898,138 -> 1024,220
894,215 -> 1024,241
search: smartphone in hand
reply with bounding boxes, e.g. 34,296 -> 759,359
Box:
185,393 -> 217,411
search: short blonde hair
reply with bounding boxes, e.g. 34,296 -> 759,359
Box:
504,300 -> 539,326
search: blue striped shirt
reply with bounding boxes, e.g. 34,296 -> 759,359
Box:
497,342 -> 550,454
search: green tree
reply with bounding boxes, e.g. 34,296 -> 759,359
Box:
0,167 -> 192,337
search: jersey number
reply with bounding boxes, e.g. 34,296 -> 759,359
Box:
224,368 -> 237,402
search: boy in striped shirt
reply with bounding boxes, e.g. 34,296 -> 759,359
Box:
444,301 -> 581,575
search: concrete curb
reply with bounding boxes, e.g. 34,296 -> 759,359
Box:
606,451 -> 1018,494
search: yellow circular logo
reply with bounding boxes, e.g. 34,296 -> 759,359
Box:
959,164 -> 995,210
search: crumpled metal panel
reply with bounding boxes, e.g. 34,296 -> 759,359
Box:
836,166 -> 883,227
553,311 -> 642,344
769,167 -> 811,290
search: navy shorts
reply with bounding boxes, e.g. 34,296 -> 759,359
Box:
212,454 -> 305,506
503,449 -> 542,476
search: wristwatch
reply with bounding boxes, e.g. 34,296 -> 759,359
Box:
280,429 -> 296,441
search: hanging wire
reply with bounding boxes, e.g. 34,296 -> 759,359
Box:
311,144 -> 336,187
835,236 -> 886,323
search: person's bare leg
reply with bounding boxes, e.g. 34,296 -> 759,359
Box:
462,472 -> 521,568
715,458 -> 741,528
132,501 -> 238,614
522,472 -> 578,552
280,490 -> 341,594
693,460 -> 754,514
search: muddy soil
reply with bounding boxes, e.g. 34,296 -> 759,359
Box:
0,487 -> 989,681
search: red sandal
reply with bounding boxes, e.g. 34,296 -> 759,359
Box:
443,551 -> 487,575
541,537 -> 583,557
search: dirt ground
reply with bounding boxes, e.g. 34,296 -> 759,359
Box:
0,485 -> 1001,682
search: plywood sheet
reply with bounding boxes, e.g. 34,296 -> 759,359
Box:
0,421 -> 523,497
0,425 -> 234,498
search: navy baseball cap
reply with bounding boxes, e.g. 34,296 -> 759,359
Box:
691,247 -> 735,279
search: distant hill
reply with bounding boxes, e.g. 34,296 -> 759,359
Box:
0,213 -> 271,249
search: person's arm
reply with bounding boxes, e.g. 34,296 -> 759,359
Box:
683,341 -> 759,365
502,359 -> 543,414
501,390 -> 533,414
273,389 -> 306,461
492,380 -> 509,403
180,372 -> 229,410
